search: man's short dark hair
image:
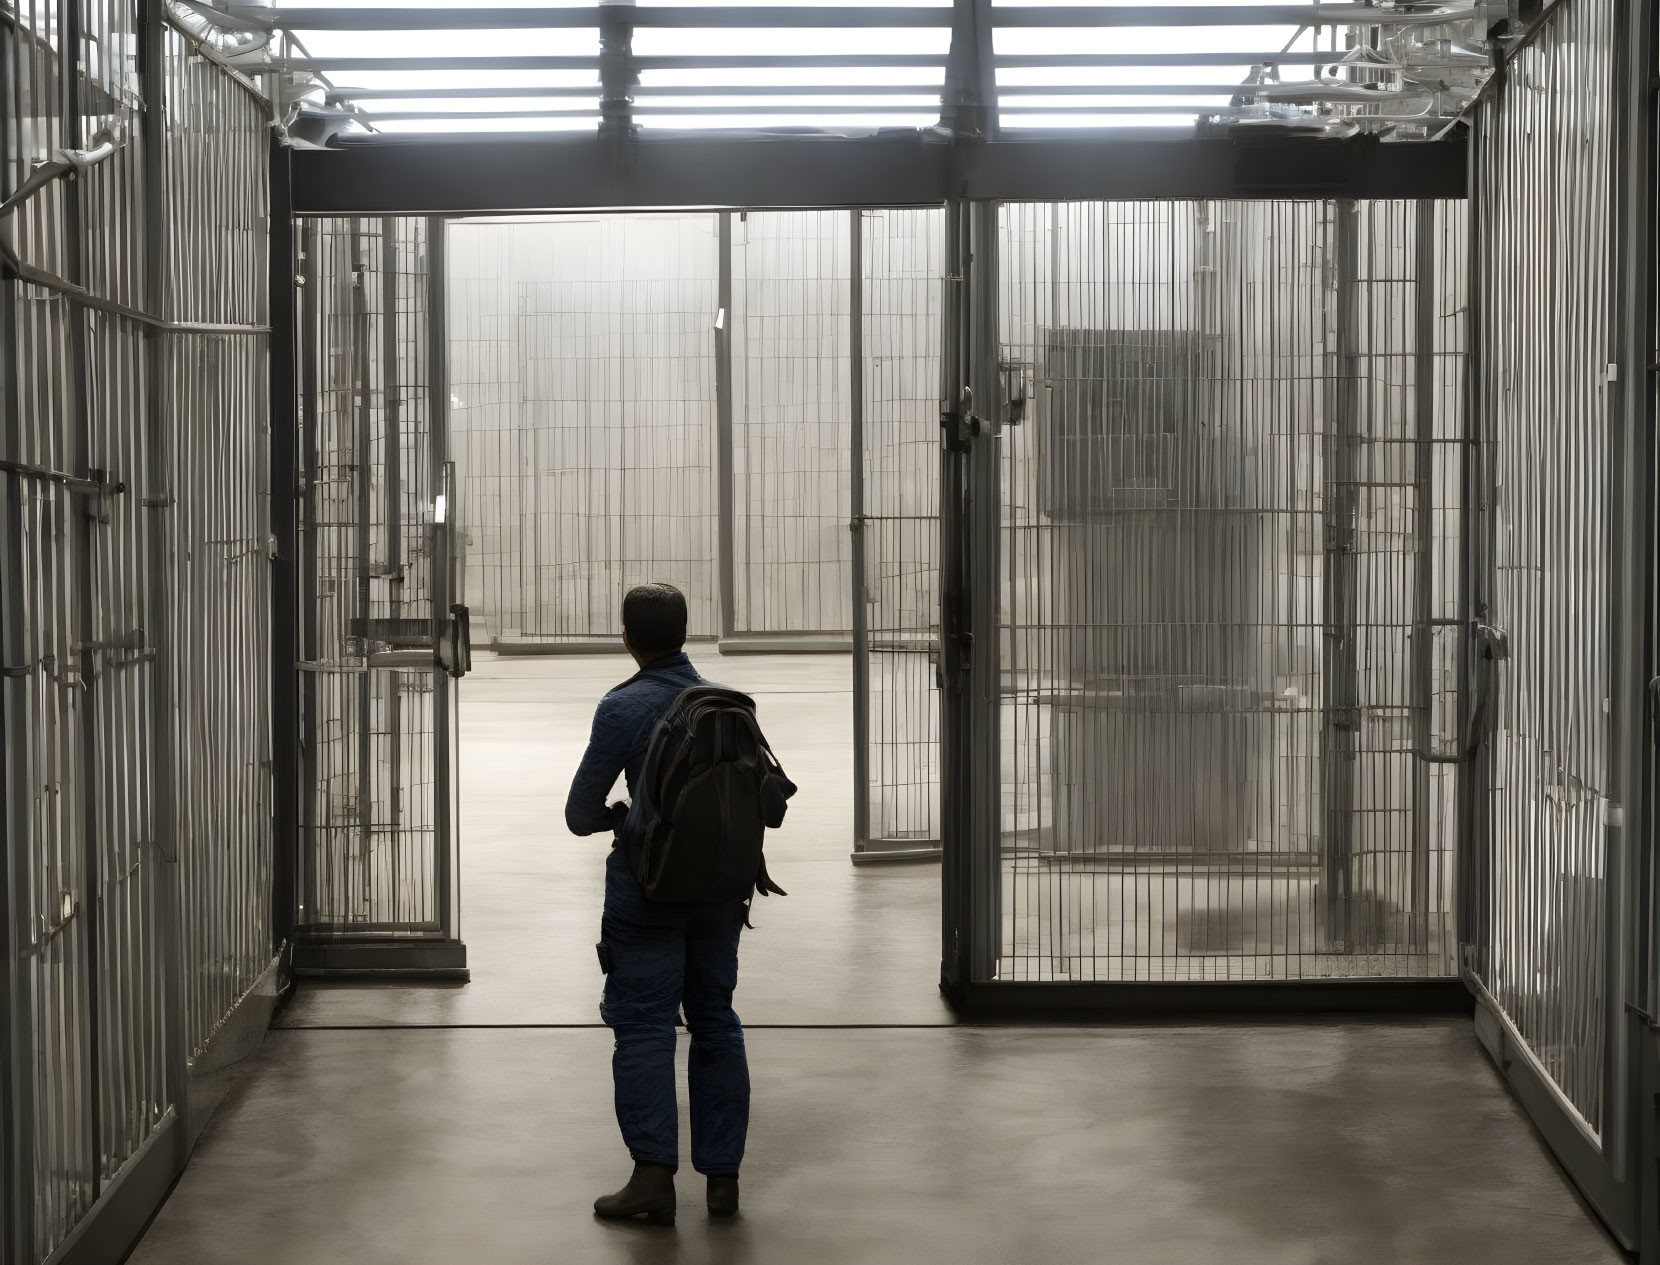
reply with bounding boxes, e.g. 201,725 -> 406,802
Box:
622,583 -> 688,654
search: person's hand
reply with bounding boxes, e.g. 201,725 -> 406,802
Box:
609,801 -> 630,832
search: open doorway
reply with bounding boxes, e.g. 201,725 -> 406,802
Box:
283,208 -> 952,1028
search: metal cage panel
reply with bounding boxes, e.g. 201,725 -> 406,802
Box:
1470,0 -> 1619,1142
448,214 -> 721,648
731,210 -> 853,638
298,216 -> 457,945
163,22 -> 275,1057
857,207 -> 945,855
2,5 -> 275,1261
992,197 -> 1466,983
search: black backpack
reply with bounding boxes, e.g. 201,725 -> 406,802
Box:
618,685 -> 795,921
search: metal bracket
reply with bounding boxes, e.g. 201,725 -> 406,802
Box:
0,457 -> 126,496
940,408 -> 973,453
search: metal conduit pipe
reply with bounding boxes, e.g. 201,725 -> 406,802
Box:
0,127 -> 126,222
165,1 -> 273,58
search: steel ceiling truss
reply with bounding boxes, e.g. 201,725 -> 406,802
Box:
175,0 -> 1502,140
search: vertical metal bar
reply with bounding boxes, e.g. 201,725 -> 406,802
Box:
138,0 -> 189,1159
428,215 -> 458,943
382,220 -> 402,585
269,142 -> 300,960
598,0 -> 637,139
62,0 -> 104,1201
1605,0 -> 1655,1188
351,220 -> 374,910
941,0 -> 998,138
298,221 -> 320,935
1321,199 -> 1361,953
939,198 -> 1003,995
964,199 -> 1002,982
850,209 -> 871,852
0,4 -> 37,1252
938,198 -> 970,993
1410,198 -> 1436,949
716,211 -> 736,642
1459,114 -> 1491,978
381,219 -> 403,907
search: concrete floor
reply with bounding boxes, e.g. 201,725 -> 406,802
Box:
133,651 -> 1624,1263
282,651 -> 950,1029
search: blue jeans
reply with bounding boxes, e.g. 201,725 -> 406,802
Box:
598,847 -> 749,1176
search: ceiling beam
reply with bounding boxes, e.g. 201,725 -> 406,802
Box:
288,132 -> 1468,215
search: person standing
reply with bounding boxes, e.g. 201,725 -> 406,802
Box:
565,583 -> 748,1224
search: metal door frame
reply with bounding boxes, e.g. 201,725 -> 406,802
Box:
939,193 -> 1474,1017
290,214 -> 467,977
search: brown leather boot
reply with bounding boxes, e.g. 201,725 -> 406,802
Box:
706,1176 -> 739,1218
594,1162 -> 676,1225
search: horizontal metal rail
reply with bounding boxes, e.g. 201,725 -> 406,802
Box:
329,81 -> 1389,101
237,3 -> 1477,28
352,99 -> 1426,121
0,459 -> 127,497
285,49 -> 1454,74
2,257 -> 269,334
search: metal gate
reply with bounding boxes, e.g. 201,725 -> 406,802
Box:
854,207 -> 946,861
1460,0 -> 1652,1243
941,195 -> 1472,1004
294,216 -> 468,975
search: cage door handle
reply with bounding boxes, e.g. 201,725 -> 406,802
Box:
439,603 -> 472,679
1414,620 -> 1506,764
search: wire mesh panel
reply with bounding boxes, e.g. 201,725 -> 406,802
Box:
857,208 -> 945,852
448,214 -> 719,648
992,198 -> 1465,982
1472,0 -> 1617,1137
300,217 -> 455,942
731,211 -> 852,636
162,22 -> 274,1060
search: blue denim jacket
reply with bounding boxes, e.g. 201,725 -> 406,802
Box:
564,651 -> 705,837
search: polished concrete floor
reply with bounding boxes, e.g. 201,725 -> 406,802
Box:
134,652 -> 1624,1263
132,1023 -> 1621,1265
282,650 -> 950,1029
